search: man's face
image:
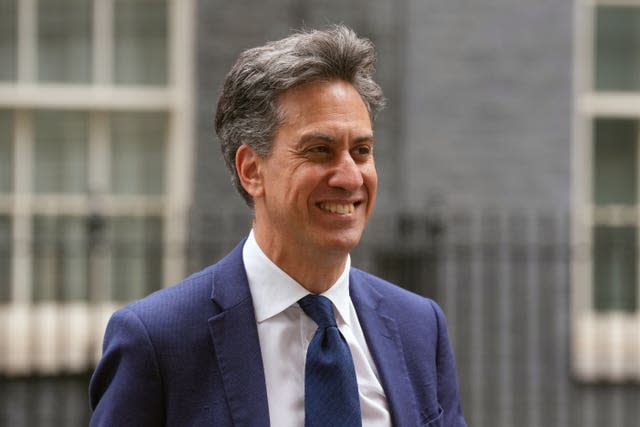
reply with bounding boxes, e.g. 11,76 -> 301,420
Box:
252,79 -> 377,259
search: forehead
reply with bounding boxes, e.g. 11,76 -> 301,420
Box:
276,80 -> 372,131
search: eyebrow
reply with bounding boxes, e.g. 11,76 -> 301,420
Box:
296,132 -> 375,148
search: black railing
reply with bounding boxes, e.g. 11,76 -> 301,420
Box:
1,209 -> 640,426
0,374 -> 91,427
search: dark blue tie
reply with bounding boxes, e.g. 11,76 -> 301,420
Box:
298,294 -> 362,427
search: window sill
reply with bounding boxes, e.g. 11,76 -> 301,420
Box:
0,302 -> 118,376
572,313 -> 640,382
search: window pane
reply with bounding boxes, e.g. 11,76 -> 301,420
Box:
38,0 -> 92,83
593,226 -> 637,312
111,112 -> 166,195
114,0 -> 167,85
109,216 -> 162,301
0,0 -> 17,81
595,6 -> 640,91
0,216 -> 11,302
0,111 -> 13,192
32,216 -> 89,302
34,111 -> 88,194
593,119 -> 637,205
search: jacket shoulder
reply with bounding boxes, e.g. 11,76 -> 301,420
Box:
350,267 -> 440,313
122,238 -> 247,323
123,264 -> 216,322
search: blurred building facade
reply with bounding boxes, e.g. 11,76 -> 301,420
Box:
1,0 -> 639,426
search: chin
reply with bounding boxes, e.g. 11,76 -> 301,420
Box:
321,233 -> 362,254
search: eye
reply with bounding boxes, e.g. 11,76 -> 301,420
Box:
353,145 -> 372,157
308,145 -> 330,154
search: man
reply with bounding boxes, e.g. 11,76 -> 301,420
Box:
89,26 -> 466,426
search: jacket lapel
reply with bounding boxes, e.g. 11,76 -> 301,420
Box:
350,270 -> 421,427
208,242 -> 270,427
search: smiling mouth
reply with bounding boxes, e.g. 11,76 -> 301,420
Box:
318,202 -> 361,214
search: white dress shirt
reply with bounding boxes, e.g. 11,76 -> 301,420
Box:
243,231 -> 392,427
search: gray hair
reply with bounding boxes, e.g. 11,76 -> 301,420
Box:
214,25 -> 386,206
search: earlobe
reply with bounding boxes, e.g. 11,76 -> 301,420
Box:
236,144 -> 264,198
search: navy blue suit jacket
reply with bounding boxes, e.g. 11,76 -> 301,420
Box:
89,240 -> 466,426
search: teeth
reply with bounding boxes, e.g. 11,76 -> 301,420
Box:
319,202 -> 355,214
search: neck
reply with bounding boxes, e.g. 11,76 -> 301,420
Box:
252,229 -> 348,294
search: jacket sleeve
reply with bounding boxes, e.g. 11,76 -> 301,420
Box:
89,307 -> 165,426
430,300 -> 468,427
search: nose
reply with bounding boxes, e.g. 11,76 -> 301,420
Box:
327,151 -> 364,192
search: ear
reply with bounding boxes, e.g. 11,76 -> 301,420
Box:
236,144 -> 265,198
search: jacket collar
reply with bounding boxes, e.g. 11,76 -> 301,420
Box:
350,270 -> 421,427
208,239 -> 270,427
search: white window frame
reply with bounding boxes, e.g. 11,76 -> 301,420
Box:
0,0 -> 195,375
572,0 -> 640,382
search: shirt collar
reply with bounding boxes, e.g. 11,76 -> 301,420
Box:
243,230 -> 352,325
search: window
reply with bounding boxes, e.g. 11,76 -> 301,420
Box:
573,0 -> 640,381
38,0 -> 92,83
114,0 -> 167,85
0,0 -> 17,81
0,0 -> 195,375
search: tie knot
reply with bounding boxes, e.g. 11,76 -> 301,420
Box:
298,294 -> 337,328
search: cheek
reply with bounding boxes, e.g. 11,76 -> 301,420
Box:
364,165 -> 378,190
294,166 -> 326,191
281,174 -> 315,211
